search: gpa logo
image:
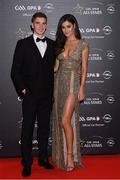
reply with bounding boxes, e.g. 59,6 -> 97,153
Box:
87,73 -> 100,78
80,28 -> 100,33
103,114 -> 112,123
103,26 -> 112,35
107,4 -> 115,14
102,71 -> 112,79
43,3 -> 54,12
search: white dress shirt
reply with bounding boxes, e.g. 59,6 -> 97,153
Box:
33,34 -> 47,58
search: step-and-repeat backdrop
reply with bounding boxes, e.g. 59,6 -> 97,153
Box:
0,0 -> 120,157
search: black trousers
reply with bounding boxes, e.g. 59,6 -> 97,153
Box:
21,92 -> 52,167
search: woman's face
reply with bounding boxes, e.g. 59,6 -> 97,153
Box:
61,20 -> 75,38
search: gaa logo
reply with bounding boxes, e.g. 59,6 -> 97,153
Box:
103,26 -> 112,35
102,71 -> 112,79
15,5 -> 26,11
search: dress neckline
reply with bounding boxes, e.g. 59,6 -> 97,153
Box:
61,40 -> 81,60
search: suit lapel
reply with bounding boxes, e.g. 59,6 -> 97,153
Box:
29,35 -> 51,60
44,38 -> 50,59
29,35 -> 43,59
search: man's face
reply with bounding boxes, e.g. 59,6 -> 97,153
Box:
32,17 -> 47,37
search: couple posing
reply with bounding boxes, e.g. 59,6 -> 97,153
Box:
11,12 -> 89,176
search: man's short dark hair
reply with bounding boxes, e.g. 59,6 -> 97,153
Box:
31,12 -> 47,23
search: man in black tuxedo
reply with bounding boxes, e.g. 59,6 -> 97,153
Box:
11,12 -> 54,176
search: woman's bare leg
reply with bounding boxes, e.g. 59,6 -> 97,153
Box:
62,93 -> 76,171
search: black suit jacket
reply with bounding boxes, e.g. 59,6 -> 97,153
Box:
11,35 -> 55,98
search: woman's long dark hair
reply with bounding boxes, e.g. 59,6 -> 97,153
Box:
55,14 -> 81,58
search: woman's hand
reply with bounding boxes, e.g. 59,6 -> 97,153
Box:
54,59 -> 59,72
78,87 -> 85,102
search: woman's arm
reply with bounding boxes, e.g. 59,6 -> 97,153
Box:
54,59 -> 59,72
78,45 -> 89,101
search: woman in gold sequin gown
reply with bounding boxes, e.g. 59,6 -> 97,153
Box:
52,14 -> 89,171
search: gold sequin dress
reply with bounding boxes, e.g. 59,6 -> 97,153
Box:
52,39 -> 89,170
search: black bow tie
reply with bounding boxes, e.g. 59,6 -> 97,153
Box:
36,37 -> 46,42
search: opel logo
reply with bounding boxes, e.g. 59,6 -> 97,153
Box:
106,50 -> 115,60
48,137 -> 52,146
107,5 -> 115,14
107,139 -> 115,147
107,96 -> 115,104
102,71 -> 112,79
103,114 -> 112,123
44,3 -> 54,12
103,26 -> 112,35
18,96 -> 22,101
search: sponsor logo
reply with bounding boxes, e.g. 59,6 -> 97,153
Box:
87,70 -> 112,83
0,141 -> 3,149
87,73 -> 100,78
80,27 -> 100,33
48,137 -> 52,146
49,30 -> 56,39
79,25 -> 112,39
84,92 -> 103,105
103,26 -> 112,35
80,116 -> 100,122
107,4 -> 116,14
106,95 -> 115,104
73,2 -> 103,15
103,114 -> 112,123
14,5 -> 41,11
16,28 -> 32,39
106,138 -> 115,147
102,71 -> 112,79
19,139 -> 38,150
81,136 -> 103,148
106,50 -> 115,60
17,96 -> 23,102
15,5 -> 26,11
43,3 -> 54,12
89,48 -> 103,61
